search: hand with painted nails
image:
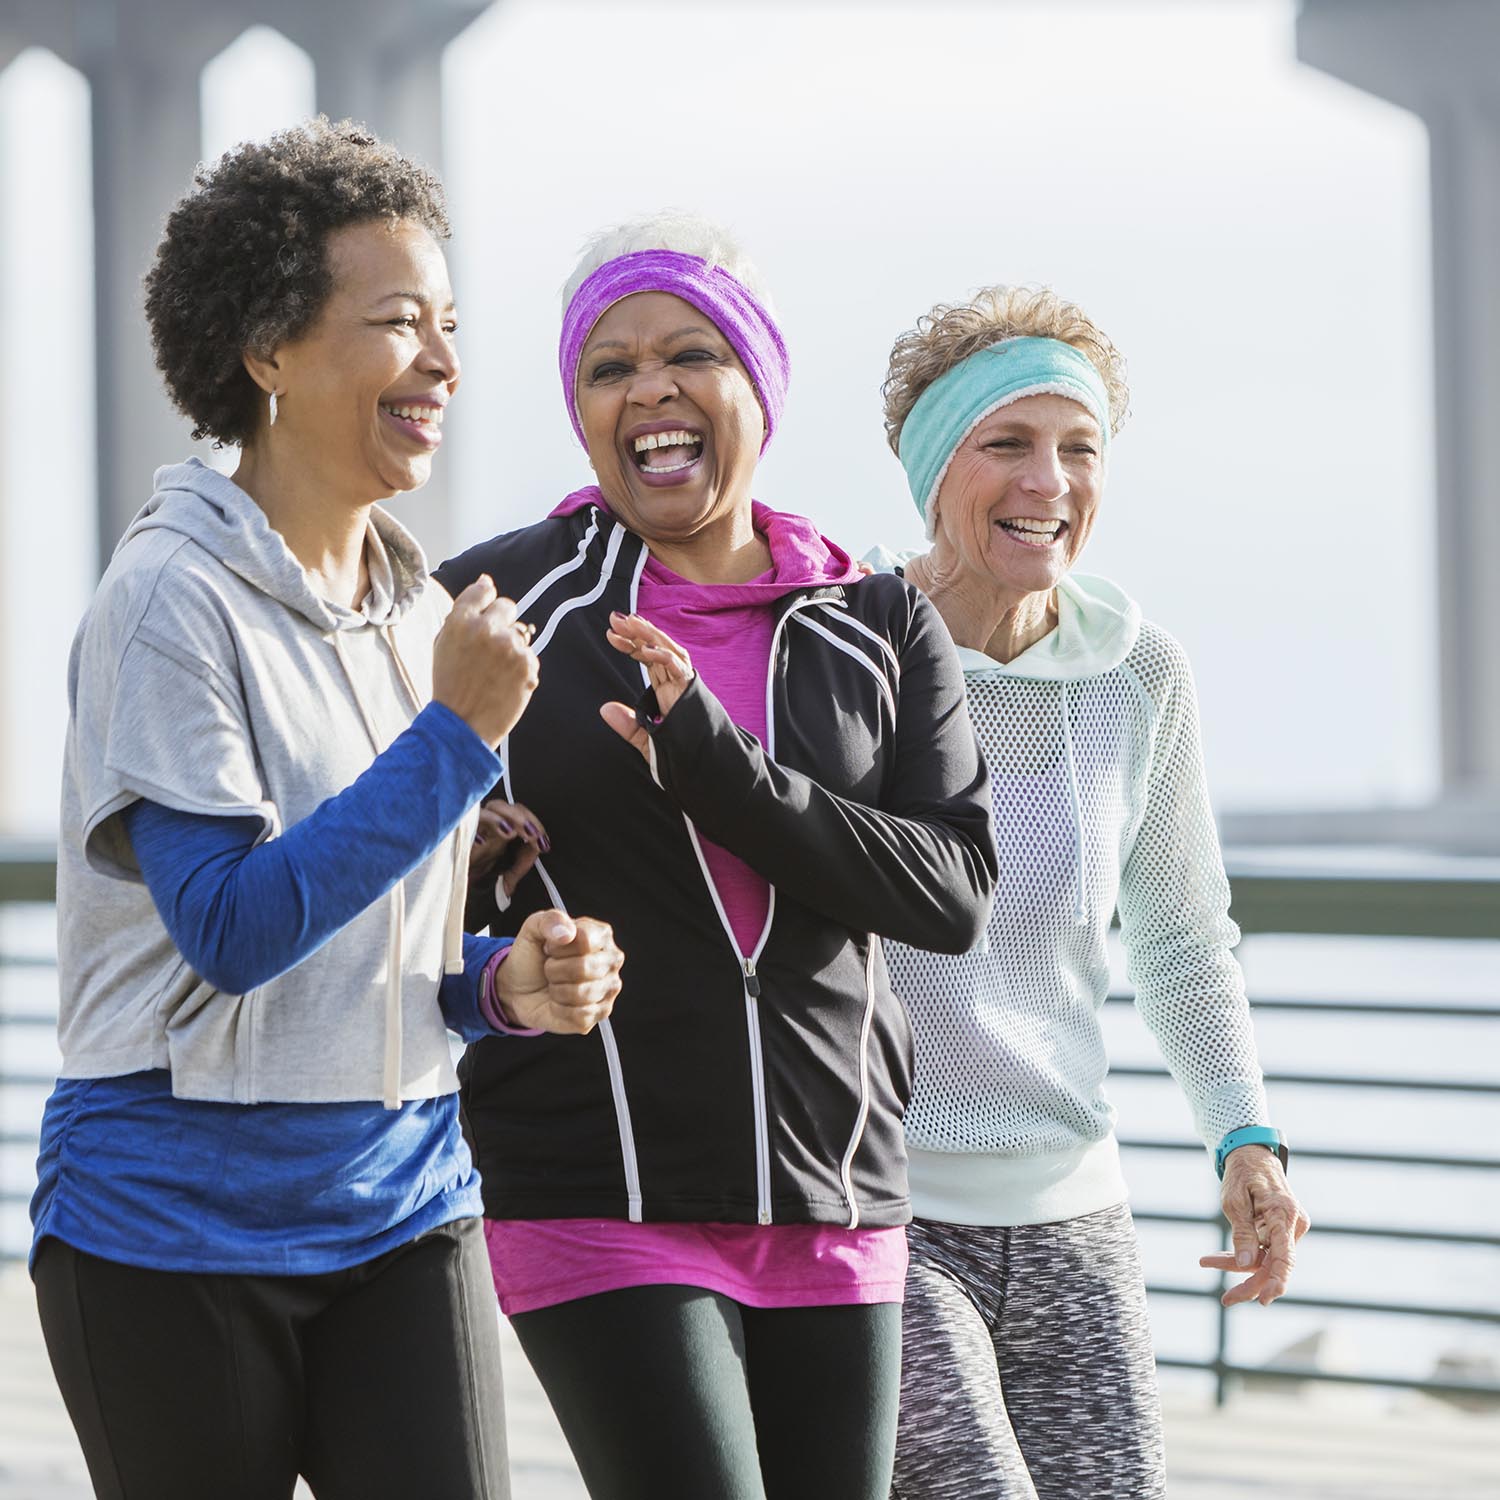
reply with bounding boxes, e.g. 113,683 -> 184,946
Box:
599,611 -> 695,760
469,799 -> 549,902
433,574 -> 540,747
493,908 -> 623,1035
1200,1147 -> 1310,1307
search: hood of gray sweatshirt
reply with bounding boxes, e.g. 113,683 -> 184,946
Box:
56,459 -> 473,1107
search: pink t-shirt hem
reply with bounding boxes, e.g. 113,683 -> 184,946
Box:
483,1217 -> 909,1317
493,1263 -> 908,1317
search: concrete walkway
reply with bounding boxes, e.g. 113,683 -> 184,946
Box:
3,1263 -> 1496,1499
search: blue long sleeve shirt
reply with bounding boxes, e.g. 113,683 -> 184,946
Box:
32,705 -> 512,1275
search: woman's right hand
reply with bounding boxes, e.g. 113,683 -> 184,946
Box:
599,612 -> 695,760
433,576 -> 540,747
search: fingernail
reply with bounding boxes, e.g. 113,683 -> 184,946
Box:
524,821 -> 541,839
497,818 -> 515,835
539,836 -> 551,852
1236,1250 -> 1254,1268
609,610 -> 625,621
547,923 -> 570,941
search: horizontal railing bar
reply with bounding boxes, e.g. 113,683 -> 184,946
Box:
1146,1282 -> 1500,1323
1120,1138 -> 1500,1170
1226,870 -> 1500,940
0,955 -> 56,970
0,1072 -> 55,1088
0,1013 -> 55,1027
1132,1209 -> 1500,1247
1106,995 -> 1500,1019
1153,1356 -> 1500,1400
1109,1064 -> 1498,1095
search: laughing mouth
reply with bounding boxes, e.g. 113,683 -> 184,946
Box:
632,428 -> 703,473
997,516 -> 1066,546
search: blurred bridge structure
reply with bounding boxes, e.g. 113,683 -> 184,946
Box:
1211,0 -> 1500,856
0,0 -> 488,571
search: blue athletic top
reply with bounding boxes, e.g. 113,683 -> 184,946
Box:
31,703 -> 512,1275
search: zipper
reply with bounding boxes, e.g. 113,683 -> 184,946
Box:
837,941 -> 878,1227
670,597 -> 823,1225
682,819 -> 776,1225
742,957 -> 773,1224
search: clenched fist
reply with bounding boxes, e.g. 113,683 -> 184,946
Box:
494,910 -> 623,1035
434,575 -> 540,747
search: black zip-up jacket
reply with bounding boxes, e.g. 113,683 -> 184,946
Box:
435,505 -> 997,1229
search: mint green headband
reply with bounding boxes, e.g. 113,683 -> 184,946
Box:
897,337 -> 1111,538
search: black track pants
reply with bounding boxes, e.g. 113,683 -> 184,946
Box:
513,1284 -> 902,1500
34,1217 -> 509,1500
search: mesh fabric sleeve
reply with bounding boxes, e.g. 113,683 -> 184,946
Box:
1116,632 -> 1270,1151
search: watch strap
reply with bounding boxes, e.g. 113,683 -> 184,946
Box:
1215,1125 -> 1288,1180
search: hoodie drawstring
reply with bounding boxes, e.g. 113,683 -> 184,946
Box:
383,626 -> 470,980
332,625 -> 469,1110
1059,681 -> 1087,922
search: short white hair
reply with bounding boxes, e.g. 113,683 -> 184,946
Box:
560,209 -> 777,314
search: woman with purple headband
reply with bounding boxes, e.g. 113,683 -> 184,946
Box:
435,213 -> 998,1499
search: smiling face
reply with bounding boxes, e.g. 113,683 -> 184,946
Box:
932,392 -> 1105,601
254,217 -> 460,502
574,290 -> 765,553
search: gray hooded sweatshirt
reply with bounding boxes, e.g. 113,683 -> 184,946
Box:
57,459 -> 475,1107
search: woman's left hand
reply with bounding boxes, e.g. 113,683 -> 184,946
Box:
494,910 -> 624,1035
469,798 -> 548,901
600,612 -> 695,761
1200,1148 -> 1311,1307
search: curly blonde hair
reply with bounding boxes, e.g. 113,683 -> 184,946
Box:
882,286 -> 1130,456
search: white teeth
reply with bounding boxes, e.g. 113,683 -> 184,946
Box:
642,456 -> 698,474
1000,517 -> 1061,536
383,404 -> 443,425
633,429 -> 701,453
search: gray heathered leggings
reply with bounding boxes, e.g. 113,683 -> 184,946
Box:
892,1204 -> 1166,1500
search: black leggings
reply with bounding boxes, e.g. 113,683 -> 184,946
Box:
512,1285 -> 902,1500
33,1218 -> 508,1500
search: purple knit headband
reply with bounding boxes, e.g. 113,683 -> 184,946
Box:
558,249 -> 790,454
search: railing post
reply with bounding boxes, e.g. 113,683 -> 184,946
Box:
1214,1215 -> 1230,1408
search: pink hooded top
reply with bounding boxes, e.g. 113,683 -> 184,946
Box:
483,491 -> 908,1315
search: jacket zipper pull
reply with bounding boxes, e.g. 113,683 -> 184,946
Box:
743,958 -> 761,998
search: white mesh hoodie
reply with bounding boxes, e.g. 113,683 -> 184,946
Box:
872,556 -> 1270,1227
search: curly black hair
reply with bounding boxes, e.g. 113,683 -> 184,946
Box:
144,117 -> 450,447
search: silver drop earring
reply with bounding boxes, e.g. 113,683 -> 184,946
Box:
269,390 -> 279,427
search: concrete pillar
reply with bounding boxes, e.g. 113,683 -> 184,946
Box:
1299,0 -> 1500,799
57,2 -> 243,568
272,0 -> 493,566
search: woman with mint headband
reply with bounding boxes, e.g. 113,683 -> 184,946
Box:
870,287 -> 1310,1499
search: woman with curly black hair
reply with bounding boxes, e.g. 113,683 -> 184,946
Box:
29,118 -> 623,1500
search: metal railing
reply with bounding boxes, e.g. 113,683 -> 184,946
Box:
2,843 -> 1498,1405
1114,992 -> 1500,1404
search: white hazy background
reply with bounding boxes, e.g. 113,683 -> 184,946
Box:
0,0 -> 1436,837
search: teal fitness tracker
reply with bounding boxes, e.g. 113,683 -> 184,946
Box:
1215,1125 -> 1289,1180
